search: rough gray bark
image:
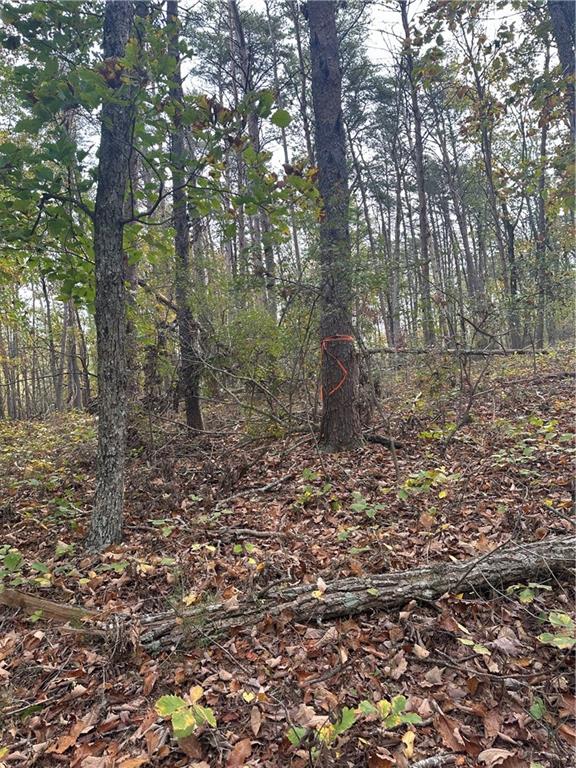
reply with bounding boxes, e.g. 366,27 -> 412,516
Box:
167,0 -> 204,431
138,534 -> 574,651
307,0 -> 362,451
87,1 -> 137,551
548,0 -> 575,136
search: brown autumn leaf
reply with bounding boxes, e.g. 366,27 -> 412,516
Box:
117,757 -> 150,768
227,738 -> 252,767
423,665 -> 443,686
412,643 -> 430,659
367,750 -> 395,767
433,712 -> 466,752
178,734 -> 203,759
558,722 -> 576,746
500,757 -> 529,768
142,667 -> 158,697
388,649 -> 408,680
294,704 -> 327,728
483,708 -> 502,742
478,748 -> 516,766
80,758 -> 111,768
50,710 -> 99,754
250,706 -> 262,736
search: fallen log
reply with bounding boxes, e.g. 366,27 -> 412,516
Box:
1,536 -> 573,653
138,535 -> 574,651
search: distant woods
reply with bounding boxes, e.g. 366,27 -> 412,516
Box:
0,0 -> 573,545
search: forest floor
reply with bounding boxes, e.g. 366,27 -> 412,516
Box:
0,353 -> 574,768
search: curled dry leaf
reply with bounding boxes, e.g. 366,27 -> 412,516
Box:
412,643 -> 430,659
478,748 -> 516,766
294,703 -> 328,728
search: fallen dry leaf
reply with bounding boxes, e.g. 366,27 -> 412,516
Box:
478,747 -> 516,766
227,738 -> 252,767
177,733 -> 203,759
117,757 -> 150,768
250,705 -> 262,736
412,643 -> 430,659
294,704 -> 328,728
388,649 -> 408,680
483,708 -> 502,742
434,712 -> 466,752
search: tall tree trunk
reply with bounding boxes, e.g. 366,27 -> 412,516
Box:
65,300 -> 83,409
548,0 -> 575,136
290,0 -> 315,166
307,1 -> 361,451
168,0 -> 204,431
40,276 -> 62,411
87,0 -> 137,551
229,0 -> 276,315
400,0 -> 435,347
74,307 -> 91,404
535,42 -> 551,349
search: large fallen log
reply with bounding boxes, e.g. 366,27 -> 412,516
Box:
140,535 -> 574,651
1,536 -> 573,653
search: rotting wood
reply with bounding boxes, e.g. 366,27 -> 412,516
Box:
1,536 -> 573,653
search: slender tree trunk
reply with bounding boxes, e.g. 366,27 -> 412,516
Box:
229,0 -> 276,315
400,0 -> 435,346
307,1 -> 361,451
87,0 -> 137,551
168,0 -> 204,431
74,307 -> 91,404
66,300 -> 82,409
535,43 -> 551,348
40,276 -> 62,411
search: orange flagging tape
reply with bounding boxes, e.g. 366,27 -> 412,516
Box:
320,335 -> 355,399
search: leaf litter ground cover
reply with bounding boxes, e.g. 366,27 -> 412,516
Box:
0,359 -> 574,767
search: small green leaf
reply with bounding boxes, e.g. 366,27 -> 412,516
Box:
191,704 -> 217,728
550,635 -> 576,649
537,632 -> 556,644
172,707 -> 197,739
30,562 -> 49,574
391,695 -> 407,715
549,612 -> 574,629
473,644 -> 491,656
4,551 -> 22,572
401,712 -> 423,724
270,108 -> 291,128
155,695 -> 187,716
358,700 -> 378,716
287,726 -> 308,746
518,587 -> 535,604
334,707 -> 356,735
529,697 -> 546,720
377,699 -> 391,719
